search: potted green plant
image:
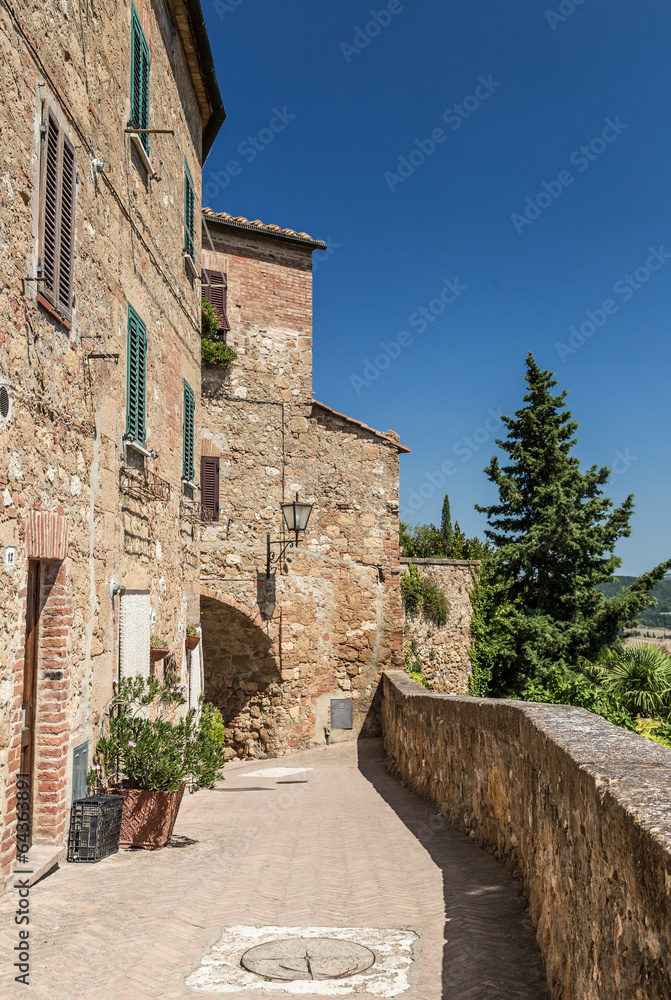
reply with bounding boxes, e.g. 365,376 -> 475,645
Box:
201,298 -> 237,369
150,635 -> 169,664
88,673 -> 225,849
185,624 -> 201,651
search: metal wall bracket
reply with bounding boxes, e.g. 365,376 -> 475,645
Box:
266,534 -> 296,578
87,353 -> 119,364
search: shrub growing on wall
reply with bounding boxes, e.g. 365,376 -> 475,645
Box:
401,562 -> 423,616
421,578 -> 449,627
401,563 -> 450,627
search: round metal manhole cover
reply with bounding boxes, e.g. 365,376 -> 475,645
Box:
241,937 -> 376,981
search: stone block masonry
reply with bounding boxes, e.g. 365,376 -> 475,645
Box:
199,214 -> 408,757
382,670 -> 671,1000
400,558 -> 477,693
0,0 -> 222,892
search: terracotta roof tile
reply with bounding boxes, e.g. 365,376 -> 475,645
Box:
202,208 -> 326,249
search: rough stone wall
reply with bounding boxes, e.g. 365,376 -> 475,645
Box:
0,0 -> 206,890
382,671 -> 671,1000
400,558 -> 477,693
200,223 -> 405,757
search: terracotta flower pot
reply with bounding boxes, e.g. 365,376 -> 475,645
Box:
185,634 -> 200,651
111,784 -> 185,850
150,647 -> 169,664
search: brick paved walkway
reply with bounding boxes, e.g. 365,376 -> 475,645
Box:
0,739 -> 549,999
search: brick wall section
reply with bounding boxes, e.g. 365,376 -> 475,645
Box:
400,558 -> 478,693
201,228 -> 313,404
382,670 -> 671,1000
33,562 -> 72,843
25,510 -> 68,561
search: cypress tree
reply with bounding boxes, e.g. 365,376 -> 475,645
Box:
475,353 -> 671,693
440,493 -> 453,554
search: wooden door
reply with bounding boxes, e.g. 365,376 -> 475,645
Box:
20,562 -> 40,826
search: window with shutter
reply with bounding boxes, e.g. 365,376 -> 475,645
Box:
131,6 -> 150,155
126,305 -> 147,444
200,455 -> 220,521
201,270 -> 230,334
38,103 -> 76,320
183,381 -> 195,482
184,161 -> 195,261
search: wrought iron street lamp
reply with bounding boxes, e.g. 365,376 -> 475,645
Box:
267,493 -> 314,577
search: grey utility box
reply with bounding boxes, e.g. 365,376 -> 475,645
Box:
330,698 -> 353,730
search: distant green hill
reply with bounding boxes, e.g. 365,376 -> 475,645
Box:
597,575 -> 671,629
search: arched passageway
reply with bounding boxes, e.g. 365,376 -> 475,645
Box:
200,595 -> 281,759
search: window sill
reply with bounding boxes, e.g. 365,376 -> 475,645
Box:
183,252 -> 198,278
129,133 -> 154,175
181,479 -> 198,490
126,440 -> 152,458
37,293 -> 72,331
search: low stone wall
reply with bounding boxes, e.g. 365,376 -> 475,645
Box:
401,558 -> 477,693
381,670 -> 671,1000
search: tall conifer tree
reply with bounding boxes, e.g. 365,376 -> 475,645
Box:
440,493 -> 453,553
475,354 -> 671,692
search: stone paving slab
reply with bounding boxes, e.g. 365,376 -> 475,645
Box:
0,739 -> 549,999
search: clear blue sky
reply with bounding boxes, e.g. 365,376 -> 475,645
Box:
203,0 -> 670,576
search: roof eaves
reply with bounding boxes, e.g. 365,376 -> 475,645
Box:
202,209 -> 327,251
173,0 -> 226,161
312,400 -> 411,453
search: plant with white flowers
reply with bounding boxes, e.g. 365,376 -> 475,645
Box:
88,673 -> 225,792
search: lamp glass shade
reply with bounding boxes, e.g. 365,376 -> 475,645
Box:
281,497 -> 313,533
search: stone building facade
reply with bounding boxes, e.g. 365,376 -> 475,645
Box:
199,210 -> 409,757
0,0 -> 224,891
401,558 -> 477,693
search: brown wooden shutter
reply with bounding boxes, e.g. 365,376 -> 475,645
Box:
200,455 -> 220,521
57,135 -> 76,315
38,102 -> 76,319
201,270 -> 230,332
39,107 -> 60,306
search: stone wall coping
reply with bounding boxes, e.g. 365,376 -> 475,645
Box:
384,669 -> 671,852
400,557 -> 481,567
313,400 -> 411,453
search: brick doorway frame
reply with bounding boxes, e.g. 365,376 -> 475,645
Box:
1,510 -> 71,890
20,561 -> 41,845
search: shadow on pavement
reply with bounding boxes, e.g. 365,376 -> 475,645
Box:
356,736 -> 550,1000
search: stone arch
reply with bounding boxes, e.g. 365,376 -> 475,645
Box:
200,594 -> 281,759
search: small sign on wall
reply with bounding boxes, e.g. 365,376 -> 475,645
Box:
4,547 -> 16,569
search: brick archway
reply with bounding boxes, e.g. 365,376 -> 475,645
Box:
200,594 -> 281,759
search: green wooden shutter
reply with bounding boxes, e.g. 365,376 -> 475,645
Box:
131,6 -> 150,155
127,305 -> 147,444
183,380 -> 195,481
184,162 -> 195,259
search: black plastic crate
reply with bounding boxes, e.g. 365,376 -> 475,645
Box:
67,794 -> 124,863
